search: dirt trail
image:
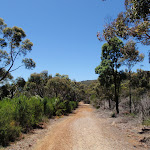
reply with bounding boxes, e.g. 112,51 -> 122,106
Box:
33,102 -> 141,150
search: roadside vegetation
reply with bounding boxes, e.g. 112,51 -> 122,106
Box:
0,0 -> 150,147
84,0 -> 150,128
0,72 -> 84,146
83,70 -> 149,118
0,95 -> 78,146
0,70 -> 85,146
0,18 -> 86,147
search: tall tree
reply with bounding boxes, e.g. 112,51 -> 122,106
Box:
0,18 -> 36,82
47,76 -> 71,99
125,0 -> 150,21
95,59 -> 113,109
26,71 -> 51,98
99,0 -> 150,48
121,40 -> 144,112
96,37 -> 124,113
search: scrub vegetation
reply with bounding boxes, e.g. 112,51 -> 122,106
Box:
0,71 -> 85,146
0,0 -> 150,147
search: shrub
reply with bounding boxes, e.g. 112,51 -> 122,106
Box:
0,95 -> 78,146
14,96 -> 34,132
68,101 -> 74,112
14,95 -> 44,132
54,100 -> 78,116
0,99 -> 21,146
29,96 -> 44,125
68,101 -> 78,112
43,97 -> 55,118
55,101 -> 67,116
56,109 -> 64,116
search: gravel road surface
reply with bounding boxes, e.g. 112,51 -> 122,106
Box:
33,102 -> 140,150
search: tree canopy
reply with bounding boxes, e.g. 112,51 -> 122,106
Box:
0,18 -> 36,82
99,0 -> 150,46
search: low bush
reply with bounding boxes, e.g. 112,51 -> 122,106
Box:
14,96 -> 34,132
0,95 -> 78,146
55,100 -> 67,116
69,101 -> 78,110
55,100 -> 78,116
14,95 -> 44,132
43,97 -> 55,117
0,99 -> 21,146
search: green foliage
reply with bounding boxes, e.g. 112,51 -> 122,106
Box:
0,77 -> 26,99
68,101 -> 78,112
131,70 -> 150,89
54,99 -> 77,116
47,76 -> 71,98
25,72 -> 51,98
0,18 -> 6,32
0,95 -> 44,146
29,96 -> 44,125
43,97 -> 78,117
0,99 -> 21,146
100,0 -> 150,46
0,68 -> 13,85
96,37 -> 124,113
125,0 -> 150,21
0,18 -> 36,82
121,40 -> 144,67
55,101 -> 67,116
22,58 -> 36,69
14,95 -> 44,132
97,0 -> 149,115
120,40 -> 144,113
0,95 -> 78,146
0,72 -> 84,146
43,97 -> 55,117
24,72 -> 85,104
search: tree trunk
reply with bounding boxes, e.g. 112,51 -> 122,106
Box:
114,70 -> 119,114
129,70 -> 132,113
109,99 -> 111,109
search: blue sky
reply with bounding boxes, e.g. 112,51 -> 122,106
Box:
0,0 -> 149,81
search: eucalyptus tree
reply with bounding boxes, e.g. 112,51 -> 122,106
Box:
121,40 -> 144,112
26,71 -> 51,98
95,59 -> 113,109
9,77 -> 26,98
99,0 -> 150,50
47,76 -> 71,100
0,18 -> 36,82
125,0 -> 150,21
0,84 -> 10,100
0,68 -> 13,84
96,37 -> 124,113
0,77 -> 25,99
